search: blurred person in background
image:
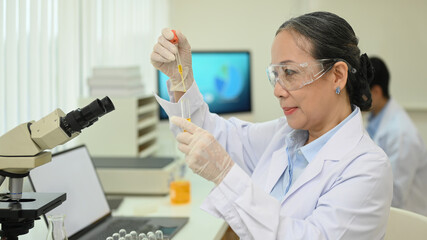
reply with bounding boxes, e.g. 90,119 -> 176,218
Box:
367,56 -> 427,216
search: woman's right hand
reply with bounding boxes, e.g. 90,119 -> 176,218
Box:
151,28 -> 194,92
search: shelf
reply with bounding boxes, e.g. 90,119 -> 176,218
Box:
137,103 -> 158,115
137,117 -> 157,130
138,131 -> 157,145
138,144 -> 158,157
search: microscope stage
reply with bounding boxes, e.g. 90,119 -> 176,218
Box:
0,192 -> 66,219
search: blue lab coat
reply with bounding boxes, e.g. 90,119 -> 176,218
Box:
368,99 -> 427,216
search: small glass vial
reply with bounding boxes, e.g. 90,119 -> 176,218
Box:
138,233 -> 147,240
46,215 -> 68,240
180,97 -> 191,123
155,230 -> 164,240
130,231 -> 138,240
112,233 -> 120,240
119,229 -> 127,238
146,232 -> 156,240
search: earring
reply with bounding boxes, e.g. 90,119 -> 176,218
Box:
335,87 -> 341,95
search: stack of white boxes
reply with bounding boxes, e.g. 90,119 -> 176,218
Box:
88,66 -> 144,97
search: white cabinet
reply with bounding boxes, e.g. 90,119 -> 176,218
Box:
78,95 -> 158,157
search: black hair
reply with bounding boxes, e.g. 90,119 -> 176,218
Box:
369,57 -> 390,99
276,11 -> 373,111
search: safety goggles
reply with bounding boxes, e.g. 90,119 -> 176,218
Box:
266,59 -> 342,91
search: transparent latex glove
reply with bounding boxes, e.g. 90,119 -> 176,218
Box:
151,28 -> 194,92
171,116 -> 234,185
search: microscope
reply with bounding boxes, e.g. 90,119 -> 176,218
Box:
0,96 -> 115,240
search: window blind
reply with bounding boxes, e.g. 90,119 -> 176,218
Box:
0,0 -> 169,136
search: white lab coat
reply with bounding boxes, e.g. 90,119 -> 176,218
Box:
368,99 -> 427,216
156,82 -> 393,240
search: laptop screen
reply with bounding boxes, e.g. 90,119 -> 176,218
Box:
30,145 -> 110,237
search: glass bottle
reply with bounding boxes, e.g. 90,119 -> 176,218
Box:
46,215 -> 68,240
170,178 -> 191,204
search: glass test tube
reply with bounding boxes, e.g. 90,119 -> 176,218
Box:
180,98 -> 191,122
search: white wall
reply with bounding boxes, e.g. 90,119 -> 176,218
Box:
305,0 -> 427,109
158,0 -> 427,143
169,0 -> 301,123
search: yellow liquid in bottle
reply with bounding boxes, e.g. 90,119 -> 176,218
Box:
170,180 -> 191,204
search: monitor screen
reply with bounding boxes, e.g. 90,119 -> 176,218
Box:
157,51 -> 251,119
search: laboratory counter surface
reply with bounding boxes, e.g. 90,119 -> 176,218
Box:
111,170 -> 229,240
14,166 -> 228,240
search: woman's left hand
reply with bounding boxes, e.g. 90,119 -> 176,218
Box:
171,116 -> 234,185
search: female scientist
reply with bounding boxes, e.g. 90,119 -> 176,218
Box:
151,11 -> 393,239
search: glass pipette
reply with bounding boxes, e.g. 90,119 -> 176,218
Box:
170,30 -> 186,92
170,30 -> 191,124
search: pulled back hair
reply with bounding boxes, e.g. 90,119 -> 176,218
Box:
277,11 -> 373,111
369,57 -> 390,99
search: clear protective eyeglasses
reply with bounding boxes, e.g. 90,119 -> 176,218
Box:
266,58 -> 352,91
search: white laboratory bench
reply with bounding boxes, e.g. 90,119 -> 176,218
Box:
18,169 -> 228,240
111,170 -> 228,240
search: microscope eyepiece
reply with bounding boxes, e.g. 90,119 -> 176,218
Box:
60,96 -> 115,136
99,96 -> 115,117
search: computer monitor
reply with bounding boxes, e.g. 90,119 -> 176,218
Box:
157,51 -> 251,119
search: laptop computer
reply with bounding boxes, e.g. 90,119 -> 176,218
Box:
29,145 -> 188,240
